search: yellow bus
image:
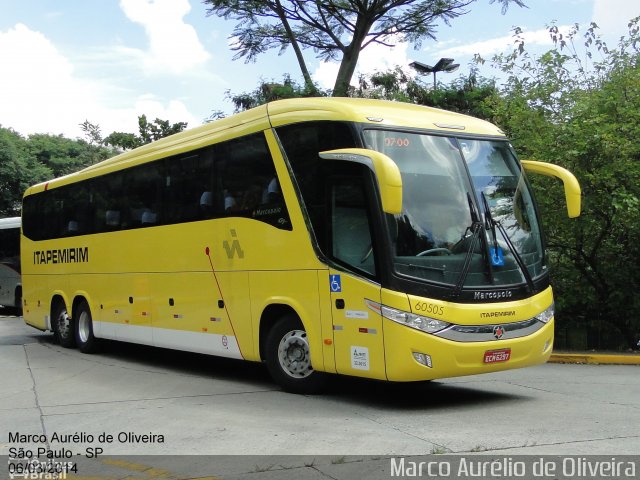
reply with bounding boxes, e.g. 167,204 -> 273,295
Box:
20,98 -> 580,393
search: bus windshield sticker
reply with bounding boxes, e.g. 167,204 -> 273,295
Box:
330,275 -> 342,292
490,246 -> 505,266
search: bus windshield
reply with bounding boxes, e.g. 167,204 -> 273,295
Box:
363,129 -> 545,289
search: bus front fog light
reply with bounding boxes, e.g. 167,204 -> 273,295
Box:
413,352 -> 433,368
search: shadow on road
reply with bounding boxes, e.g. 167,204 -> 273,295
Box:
3,314 -> 526,411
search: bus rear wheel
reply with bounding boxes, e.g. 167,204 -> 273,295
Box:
75,301 -> 99,353
265,314 -> 326,394
52,301 -> 75,348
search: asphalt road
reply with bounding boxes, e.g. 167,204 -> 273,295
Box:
1,311 -> 638,479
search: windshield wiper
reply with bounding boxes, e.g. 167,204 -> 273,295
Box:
451,193 -> 483,299
480,192 -> 535,293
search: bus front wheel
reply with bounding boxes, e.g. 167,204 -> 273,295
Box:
265,314 -> 326,394
52,301 -> 75,348
75,301 -> 99,354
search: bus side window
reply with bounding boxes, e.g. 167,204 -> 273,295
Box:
276,121 -> 357,255
164,148 -> 217,223
62,184 -> 92,236
95,173 -> 125,233
214,133 -> 291,230
124,162 -> 163,228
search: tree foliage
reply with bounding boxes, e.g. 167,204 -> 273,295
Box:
103,115 -> 187,150
204,0 -> 525,96
225,67 -> 499,120
354,66 -> 499,120
485,18 -> 640,349
0,128 -> 51,216
225,74 -> 328,113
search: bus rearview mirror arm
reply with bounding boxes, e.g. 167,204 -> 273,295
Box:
319,148 -> 403,215
521,160 -> 581,218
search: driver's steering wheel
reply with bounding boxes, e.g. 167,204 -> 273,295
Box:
416,248 -> 453,256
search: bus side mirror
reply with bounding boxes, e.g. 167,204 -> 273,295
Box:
319,148 -> 402,214
521,160 -> 581,218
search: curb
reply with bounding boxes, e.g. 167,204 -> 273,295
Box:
549,353 -> 640,365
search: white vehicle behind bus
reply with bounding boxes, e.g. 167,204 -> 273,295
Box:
0,217 -> 22,314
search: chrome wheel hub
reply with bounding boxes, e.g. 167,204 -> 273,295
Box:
277,330 -> 313,378
78,311 -> 90,343
57,310 -> 71,338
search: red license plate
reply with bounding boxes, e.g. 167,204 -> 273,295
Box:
483,348 -> 511,364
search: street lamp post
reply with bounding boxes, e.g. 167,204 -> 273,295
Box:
409,58 -> 460,90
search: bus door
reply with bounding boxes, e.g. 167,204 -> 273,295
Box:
326,173 -> 387,380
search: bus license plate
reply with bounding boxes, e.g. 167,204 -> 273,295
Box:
484,348 -> 511,364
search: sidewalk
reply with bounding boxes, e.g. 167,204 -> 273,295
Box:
549,351 -> 640,365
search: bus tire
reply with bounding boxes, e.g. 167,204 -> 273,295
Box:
265,314 -> 327,394
52,301 -> 75,348
75,301 -> 99,354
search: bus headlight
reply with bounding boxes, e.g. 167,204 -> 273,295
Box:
366,300 -> 451,334
536,303 -> 555,323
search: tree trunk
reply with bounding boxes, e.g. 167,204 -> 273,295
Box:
332,45 -> 361,97
274,0 -> 316,93
332,15 -> 372,97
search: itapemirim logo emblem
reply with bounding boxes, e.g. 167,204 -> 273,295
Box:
223,229 -> 244,259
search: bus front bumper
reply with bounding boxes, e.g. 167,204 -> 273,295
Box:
384,317 -> 554,382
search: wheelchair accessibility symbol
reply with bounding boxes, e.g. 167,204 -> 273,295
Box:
330,275 -> 342,293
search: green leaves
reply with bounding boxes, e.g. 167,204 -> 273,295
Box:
103,115 -> 187,150
0,128 -> 52,216
204,1 -> 528,97
489,18 -> 640,350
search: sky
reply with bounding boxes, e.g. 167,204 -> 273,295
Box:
0,0 -> 638,140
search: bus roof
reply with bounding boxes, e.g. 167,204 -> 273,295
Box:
24,98 -> 505,195
0,217 -> 21,229
265,97 -> 504,136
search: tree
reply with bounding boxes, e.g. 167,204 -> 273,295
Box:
79,120 -> 118,165
80,120 -> 103,146
354,66 -> 499,120
103,115 -> 187,150
225,74 -> 328,112
204,0 -> 526,97
0,128 -> 51,216
26,133 -> 109,178
486,19 -> 640,350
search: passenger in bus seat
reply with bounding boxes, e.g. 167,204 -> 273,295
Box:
241,184 -> 262,211
199,191 -> 214,216
262,177 -> 281,203
141,210 -> 157,225
105,210 -> 121,228
224,190 -> 240,212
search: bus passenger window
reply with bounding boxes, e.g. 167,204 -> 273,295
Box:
215,133 -> 291,230
276,121 -> 357,255
165,149 -> 216,223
